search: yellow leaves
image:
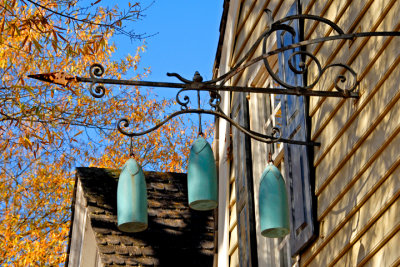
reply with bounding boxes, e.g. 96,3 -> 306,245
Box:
51,30 -> 58,53
0,15 -> 5,33
0,1 -> 207,265
0,51 -> 6,69
23,136 -> 32,147
31,38 -> 42,53
73,130 -> 83,138
57,32 -> 68,42
20,34 -> 29,49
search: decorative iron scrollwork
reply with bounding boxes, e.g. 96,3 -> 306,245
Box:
111,68 -> 313,145
89,63 -> 106,98
29,13 -> 400,146
175,89 -> 191,110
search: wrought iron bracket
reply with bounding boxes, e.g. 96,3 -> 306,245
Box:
28,13 -> 400,147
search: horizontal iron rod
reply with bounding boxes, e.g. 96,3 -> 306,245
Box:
265,31 -> 400,57
77,77 -> 358,98
203,31 -> 400,85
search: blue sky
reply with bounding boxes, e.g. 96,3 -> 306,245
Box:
107,0 -> 224,139
112,1 -> 223,89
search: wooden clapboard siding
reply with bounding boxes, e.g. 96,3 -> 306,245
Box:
304,0 -> 368,68
225,5 -> 288,266
334,220 -> 400,267
310,0 -> 399,151
307,0 -> 397,125
304,193 -> 400,266
216,1 -> 240,266
228,141 -> 239,267
229,0 -> 271,68
313,28 -> 400,170
229,224 -> 238,255
300,0 -> 400,266
236,0 -> 257,38
229,1 -> 313,264
314,49 -> 400,197
248,70 -> 277,267
317,61 -> 400,216
231,0 -> 258,64
216,0 -> 399,266
230,202 -> 237,230
231,7 -> 272,86
305,0 -> 382,117
304,0 -> 343,41
219,6 -> 242,266
229,0 -> 307,88
300,159 -> 400,265
229,0 -> 292,72
320,134 -> 400,230
230,248 -> 240,267
305,0 -> 399,179
330,196 -> 400,267
361,231 -> 400,267
228,0 -> 299,89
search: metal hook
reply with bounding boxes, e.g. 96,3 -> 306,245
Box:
129,137 -> 134,158
194,72 -> 204,137
197,90 -> 203,136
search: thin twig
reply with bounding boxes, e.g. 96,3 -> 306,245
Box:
24,0 -> 146,40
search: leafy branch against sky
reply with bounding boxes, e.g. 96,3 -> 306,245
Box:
0,0 -> 201,264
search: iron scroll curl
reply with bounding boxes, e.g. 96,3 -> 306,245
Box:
89,63 -> 106,98
83,13 -> 364,101
261,23 -> 358,94
115,86 -> 318,146
117,108 -> 291,145
28,13 -> 400,147
111,13 -> 360,146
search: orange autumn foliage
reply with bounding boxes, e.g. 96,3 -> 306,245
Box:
0,1 -> 204,265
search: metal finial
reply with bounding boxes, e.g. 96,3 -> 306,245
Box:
193,71 -> 203,82
28,72 -> 76,86
264,9 -> 273,26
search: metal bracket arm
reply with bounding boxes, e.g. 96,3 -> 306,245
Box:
28,13 -> 400,147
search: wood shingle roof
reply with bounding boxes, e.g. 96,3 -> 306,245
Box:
67,167 -> 215,266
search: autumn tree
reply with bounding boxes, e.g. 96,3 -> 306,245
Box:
0,0 -> 198,264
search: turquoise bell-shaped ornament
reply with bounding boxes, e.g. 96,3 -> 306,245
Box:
259,163 -> 290,238
187,136 -> 218,210
117,158 -> 148,232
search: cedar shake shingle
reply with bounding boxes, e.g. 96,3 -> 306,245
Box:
67,167 -> 215,266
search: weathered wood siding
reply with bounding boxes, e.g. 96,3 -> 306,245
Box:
222,1 -> 301,266
300,0 -> 400,266
67,180 -> 102,267
217,0 -> 399,266
216,1 -> 241,266
229,166 -> 240,267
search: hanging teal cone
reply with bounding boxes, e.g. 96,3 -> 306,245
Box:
187,136 -> 218,210
259,163 -> 290,238
117,158 -> 148,232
